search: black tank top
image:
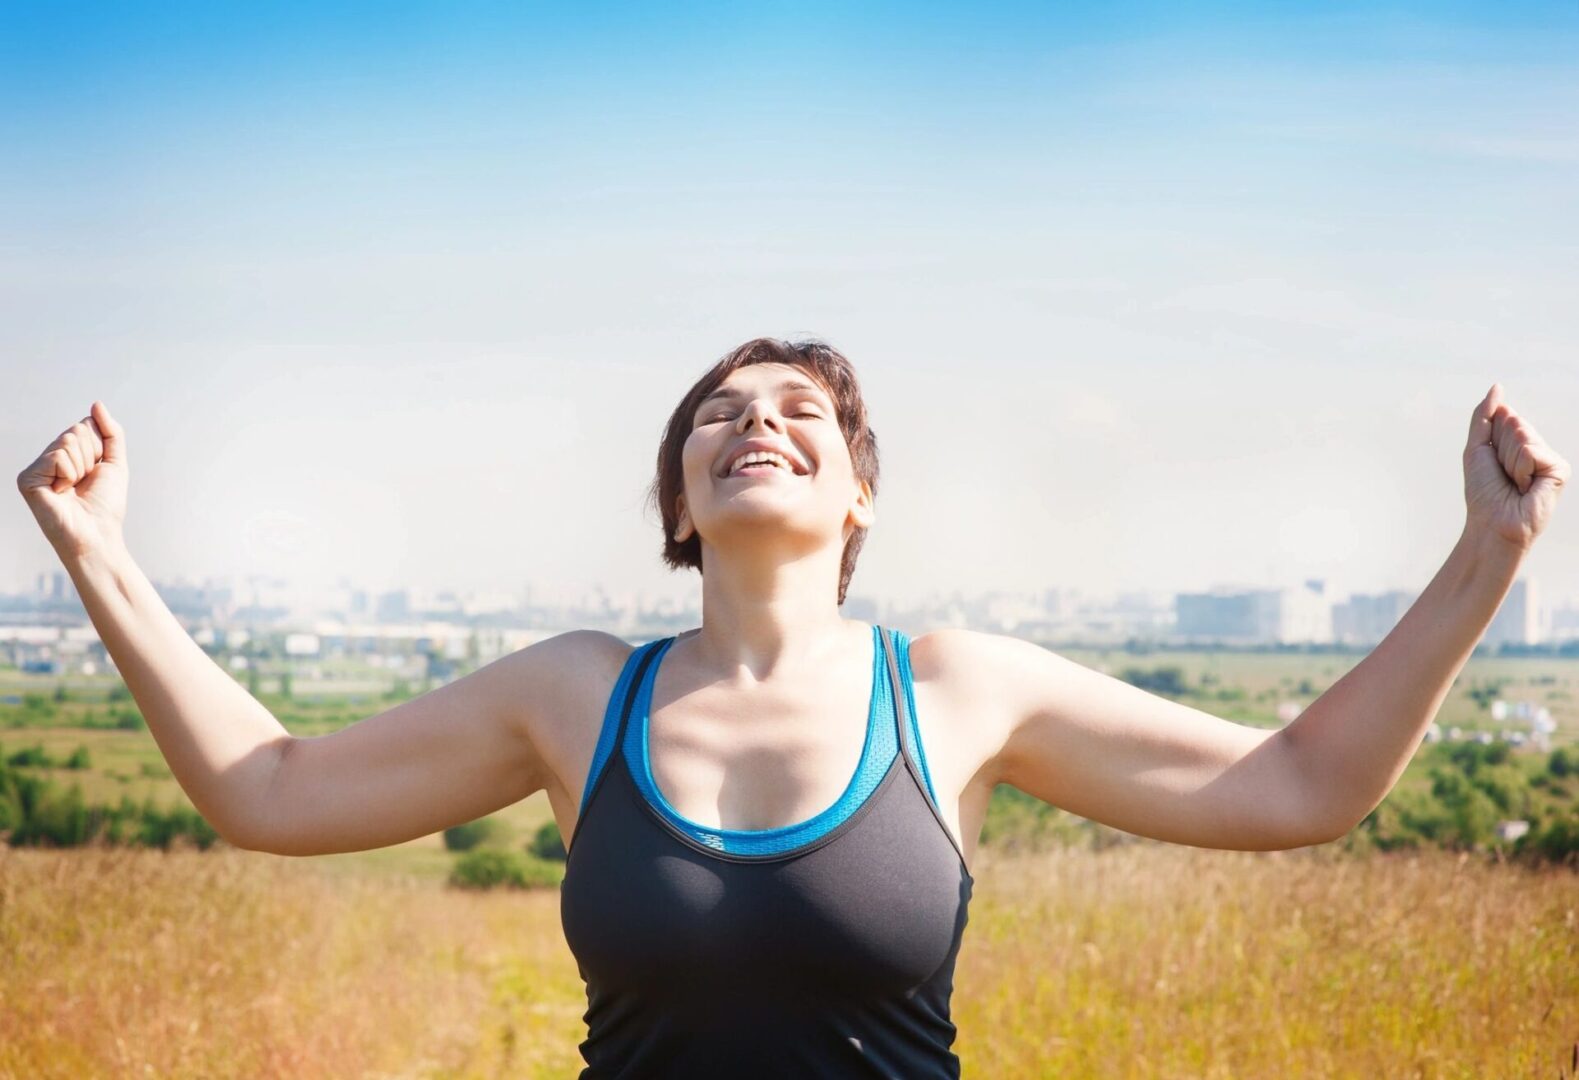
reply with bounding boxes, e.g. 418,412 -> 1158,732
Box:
560,625 -> 975,1078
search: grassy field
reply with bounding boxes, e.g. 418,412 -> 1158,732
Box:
0,842 -> 1573,1079
2,649 -> 1576,1075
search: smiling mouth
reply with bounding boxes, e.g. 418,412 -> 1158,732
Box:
725,462 -> 799,479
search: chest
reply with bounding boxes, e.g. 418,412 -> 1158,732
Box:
544,655 -> 999,877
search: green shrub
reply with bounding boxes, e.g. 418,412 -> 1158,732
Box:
1428,770 -> 1501,850
1467,762 -> 1533,817
7,782 -> 90,846
1550,747 -> 1574,779
443,815 -> 510,852
448,849 -> 565,890
1466,679 -> 1508,710
65,745 -> 91,770
135,802 -> 221,850
0,753 -> 218,851
0,763 -> 49,835
1445,739 -> 1510,774
530,820 -> 567,861
1354,792 -> 1433,852
1529,808 -> 1579,865
1117,665 -> 1190,697
6,743 -> 55,768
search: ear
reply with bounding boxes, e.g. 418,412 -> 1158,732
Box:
674,494 -> 695,543
846,478 -> 875,531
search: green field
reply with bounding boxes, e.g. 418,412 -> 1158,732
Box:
3,646 -> 1576,881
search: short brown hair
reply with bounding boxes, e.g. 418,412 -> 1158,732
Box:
647,336 -> 880,607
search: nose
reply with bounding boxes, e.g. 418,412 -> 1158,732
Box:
735,397 -> 785,434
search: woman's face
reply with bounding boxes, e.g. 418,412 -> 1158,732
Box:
674,362 -> 873,554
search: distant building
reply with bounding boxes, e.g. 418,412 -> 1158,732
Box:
1494,820 -> 1530,842
1175,581 -> 1332,645
284,633 -> 321,657
1548,602 -> 1579,644
981,591 -> 1047,633
1333,590 -> 1416,646
376,589 -> 411,622
1483,578 -> 1539,648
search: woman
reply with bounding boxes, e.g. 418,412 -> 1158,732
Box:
16,336 -> 1568,1077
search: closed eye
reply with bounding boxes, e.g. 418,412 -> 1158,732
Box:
700,411 -> 822,424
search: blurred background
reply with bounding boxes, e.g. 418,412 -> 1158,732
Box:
3,0 -> 1576,637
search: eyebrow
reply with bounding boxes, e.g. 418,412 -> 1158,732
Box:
696,378 -> 831,410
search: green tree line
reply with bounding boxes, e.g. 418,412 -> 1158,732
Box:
0,743 -> 218,850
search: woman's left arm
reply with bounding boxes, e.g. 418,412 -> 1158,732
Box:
1281,383 -> 1569,836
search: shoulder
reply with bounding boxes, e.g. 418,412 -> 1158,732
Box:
904,628 -> 1058,780
906,626 -> 1051,691
500,629 -> 643,796
504,629 -> 637,742
507,628 -> 635,687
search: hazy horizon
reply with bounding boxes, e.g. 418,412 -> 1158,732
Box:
5,3 -> 1576,610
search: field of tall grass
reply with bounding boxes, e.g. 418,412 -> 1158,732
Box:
2,841 -> 1573,1079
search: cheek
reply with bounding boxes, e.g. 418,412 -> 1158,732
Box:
680,435 -> 714,492
818,439 -> 857,482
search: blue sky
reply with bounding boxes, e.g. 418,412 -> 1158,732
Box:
4,2 -> 1577,612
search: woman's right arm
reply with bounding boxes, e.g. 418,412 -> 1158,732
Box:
17,402 -> 591,857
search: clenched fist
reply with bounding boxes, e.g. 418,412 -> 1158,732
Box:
1463,384 -> 1569,554
16,401 -> 129,561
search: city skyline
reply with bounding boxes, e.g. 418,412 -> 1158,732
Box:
8,563 -> 1571,652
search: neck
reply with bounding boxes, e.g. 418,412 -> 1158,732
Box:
686,538 -> 860,681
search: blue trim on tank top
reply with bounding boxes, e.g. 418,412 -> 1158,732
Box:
892,628 -> 939,810
632,625 -> 899,855
578,636 -> 661,820
578,626 -> 942,853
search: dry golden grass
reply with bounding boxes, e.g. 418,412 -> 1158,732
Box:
1,842 -> 1573,1078
0,845 -> 588,1079
954,844 -> 1578,1079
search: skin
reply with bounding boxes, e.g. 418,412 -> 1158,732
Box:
17,382 -> 1567,872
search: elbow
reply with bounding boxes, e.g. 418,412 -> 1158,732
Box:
219,813 -> 287,855
224,736 -> 298,855
1301,806 -> 1367,849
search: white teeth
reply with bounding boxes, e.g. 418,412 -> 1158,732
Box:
729,450 -> 795,475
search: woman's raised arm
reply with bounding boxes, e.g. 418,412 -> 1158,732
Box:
16,401 -> 604,856
943,384 -> 1567,853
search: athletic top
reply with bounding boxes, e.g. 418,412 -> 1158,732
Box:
559,624 -> 975,1079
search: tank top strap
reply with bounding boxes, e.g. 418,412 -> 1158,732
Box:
577,637 -> 671,821
877,626 -> 943,818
